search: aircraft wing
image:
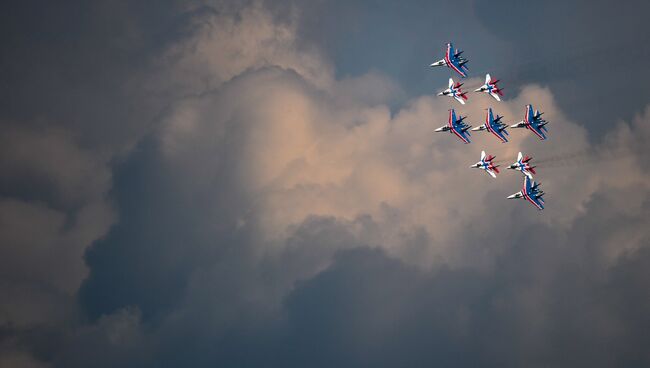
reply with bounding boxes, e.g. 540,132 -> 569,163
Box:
449,59 -> 467,77
451,125 -> 471,143
487,109 -> 508,142
489,91 -> 501,101
492,127 -> 508,142
446,43 -> 467,77
526,105 -> 534,123
446,109 -> 470,143
446,43 -> 455,59
529,122 -> 547,140
486,168 -> 497,178
523,176 -> 544,210
526,194 -> 545,210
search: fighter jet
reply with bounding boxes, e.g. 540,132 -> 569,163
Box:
474,73 -> 503,101
435,109 -> 472,144
430,42 -> 469,78
510,104 -> 548,140
507,175 -> 545,210
508,152 -> 536,179
437,78 -> 468,105
472,108 -> 509,143
470,151 -> 500,178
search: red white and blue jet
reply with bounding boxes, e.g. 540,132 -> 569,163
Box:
437,78 -> 468,105
474,73 -> 503,101
470,150 -> 500,178
430,42 -> 469,78
472,108 -> 509,143
435,109 -> 472,144
507,152 -> 536,179
510,104 -> 549,140
508,175 -> 545,210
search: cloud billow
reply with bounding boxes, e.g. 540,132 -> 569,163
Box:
1,1 -> 649,367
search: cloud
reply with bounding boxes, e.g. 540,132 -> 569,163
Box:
0,127 -> 113,367
154,1 -> 334,95
77,3 -> 650,366
0,124 -> 114,334
1,1 -> 649,367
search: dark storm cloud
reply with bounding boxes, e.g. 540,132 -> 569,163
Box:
0,0 -> 186,147
472,0 -> 650,139
1,1 -> 650,367
62,201 -> 650,367
75,74 -> 649,368
281,224 -> 650,368
292,0 -> 650,137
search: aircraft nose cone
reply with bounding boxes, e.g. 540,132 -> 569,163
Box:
474,88 -> 482,92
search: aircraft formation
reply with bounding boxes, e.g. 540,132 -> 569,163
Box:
431,42 -> 548,210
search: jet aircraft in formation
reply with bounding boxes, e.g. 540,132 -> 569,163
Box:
507,175 -> 545,210
430,43 -> 469,78
472,108 -> 509,143
510,104 -> 548,140
434,109 -> 472,144
431,42 -> 551,210
471,151 -> 500,178
508,152 -> 536,179
437,78 -> 468,105
469,151 -> 544,210
474,74 -> 503,101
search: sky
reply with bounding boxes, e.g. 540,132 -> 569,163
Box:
1,1 -> 649,367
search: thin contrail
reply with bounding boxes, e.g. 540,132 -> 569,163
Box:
536,146 -> 633,168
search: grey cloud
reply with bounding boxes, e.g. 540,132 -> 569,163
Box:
471,0 -> 650,138
1,1 -> 650,367
291,0 -> 650,138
